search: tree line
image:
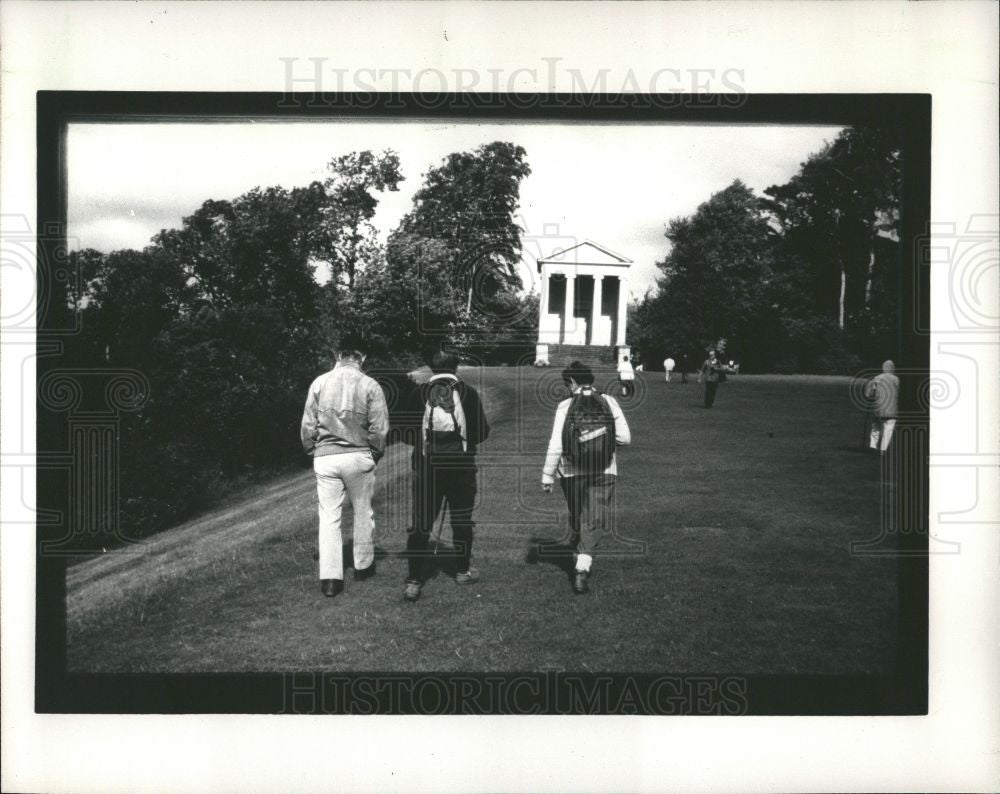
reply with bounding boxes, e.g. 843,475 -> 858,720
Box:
59,142 -> 537,542
629,126 -> 901,374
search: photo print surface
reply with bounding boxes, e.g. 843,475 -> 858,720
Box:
36,93 -> 930,715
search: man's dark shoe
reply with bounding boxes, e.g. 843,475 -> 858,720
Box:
320,578 -> 344,598
572,570 -> 590,595
354,562 -> 376,581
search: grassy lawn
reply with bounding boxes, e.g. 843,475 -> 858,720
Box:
66,368 -> 897,674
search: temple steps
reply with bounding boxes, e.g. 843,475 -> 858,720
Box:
542,344 -> 619,368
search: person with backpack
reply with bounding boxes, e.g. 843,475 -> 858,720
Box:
300,334 -> 389,600
541,361 -> 631,595
403,351 -> 490,602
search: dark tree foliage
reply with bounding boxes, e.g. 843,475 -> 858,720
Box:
760,126 -> 901,366
61,144 -> 535,546
631,126 -> 901,374
399,141 -> 532,307
320,150 -> 403,290
63,171 -> 366,540
631,180 -> 777,371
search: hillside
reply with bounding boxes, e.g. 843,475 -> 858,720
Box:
66,369 -> 897,674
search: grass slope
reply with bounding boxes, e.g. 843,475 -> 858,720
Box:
67,368 -> 897,674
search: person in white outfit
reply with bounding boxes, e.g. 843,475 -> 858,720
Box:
300,335 -> 389,599
664,356 -> 675,382
617,354 -> 635,397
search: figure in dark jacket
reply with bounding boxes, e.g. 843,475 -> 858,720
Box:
698,349 -> 725,408
403,352 -> 490,602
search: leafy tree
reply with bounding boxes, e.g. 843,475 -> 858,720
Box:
351,230 -> 457,362
153,183 -> 325,326
761,126 -> 901,336
399,141 -> 532,314
320,149 -> 403,289
647,179 -> 777,369
636,126 -> 902,374
63,246 -> 192,369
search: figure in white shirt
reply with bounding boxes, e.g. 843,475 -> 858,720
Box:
617,354 -> 635,397
663,356 -> 675,383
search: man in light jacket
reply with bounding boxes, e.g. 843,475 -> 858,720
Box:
541,361 -> 631,595
865,359 -> 899,453
301,335 -> 389,599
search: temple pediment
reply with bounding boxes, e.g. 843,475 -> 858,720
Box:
536,240 -> 632,272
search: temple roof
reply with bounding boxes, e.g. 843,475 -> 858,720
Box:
536,239 -> 632,272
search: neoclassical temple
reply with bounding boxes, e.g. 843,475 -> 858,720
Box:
534,240 -> 632,366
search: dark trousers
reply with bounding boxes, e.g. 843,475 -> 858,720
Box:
407,458 -> 477,580
704,380 -> 718,408
559,474 -> 616,557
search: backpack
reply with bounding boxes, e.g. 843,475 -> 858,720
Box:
561,389 -> 616,473
424,379 -> 466,455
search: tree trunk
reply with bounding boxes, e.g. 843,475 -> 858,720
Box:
834,209 -> 845,330
864,248 -> 875,311
838,265 -> 846,330
466,284 -> 473,315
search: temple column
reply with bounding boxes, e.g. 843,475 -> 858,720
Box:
615,276 -> 628,346
591,275 -> 604,346
563,274 -> 575,344
538,268 -> 549,340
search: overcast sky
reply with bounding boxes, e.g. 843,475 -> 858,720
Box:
66,120 -> 842,299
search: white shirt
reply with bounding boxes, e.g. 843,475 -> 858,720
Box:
664,358 -> 675,371
542,388 -> 631,483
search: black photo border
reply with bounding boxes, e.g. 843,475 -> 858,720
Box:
36,91 -> 930,715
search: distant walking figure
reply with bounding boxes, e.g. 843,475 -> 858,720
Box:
663,356 -> 675,383
617,354 -> 635,397
300,335 -> 389,600
541,361 -> 631,595
698,349 -> 725,408
680,354 -> 689,384
866,359 -> 899,453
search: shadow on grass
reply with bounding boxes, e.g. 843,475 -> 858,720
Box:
309,543 -> 394,568
416,542 -> 465,581
525,534 -> 577,586
308,537 -> 476,582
